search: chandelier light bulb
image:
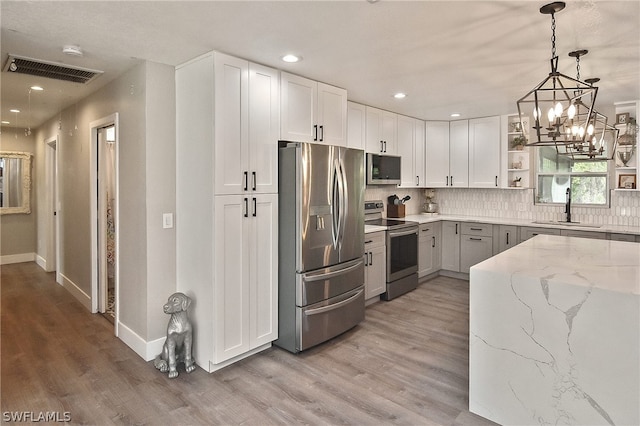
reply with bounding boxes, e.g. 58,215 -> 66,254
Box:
587,123 -> 594,135
554,102 -> 563,117
547,108 -> 555,123
567,103 -> 576,119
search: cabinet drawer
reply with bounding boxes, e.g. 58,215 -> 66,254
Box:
461,222 -> 493,237
364,231 -> 385,249
419,223 -> 436,238
519,226 -> 561,243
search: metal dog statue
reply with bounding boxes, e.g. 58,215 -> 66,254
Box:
154,292 -> 196,378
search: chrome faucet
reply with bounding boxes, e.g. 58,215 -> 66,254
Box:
565,188 -> 572,223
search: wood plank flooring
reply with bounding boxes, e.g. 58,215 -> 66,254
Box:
1,262 -> 496,425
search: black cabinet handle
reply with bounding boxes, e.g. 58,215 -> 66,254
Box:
380,140 -> 384,152
252,198 -> 257,217
470,227 -> 482,231
314,125 -> 318,141
243,171 -> 248,191
364,253 -> 368,266
495,176 -> 498,187
252,171 -> 256,191
368,252 -> 373,265
455,223 -> 458,235
446,176 -> 449,186
383,141 -> 387,152
470,237 -> 482,241
450,176 -> 453,186
432,236 -> 436,248
416,176 -> 419,186
506,232 -> 510,245
244,198 -> 248,218
319,125 -> 324,142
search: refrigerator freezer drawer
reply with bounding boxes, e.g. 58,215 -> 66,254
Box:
297,258 -> 364,306
296,287 -> 365,352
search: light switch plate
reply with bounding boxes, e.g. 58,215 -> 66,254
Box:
163,213 -> 174,229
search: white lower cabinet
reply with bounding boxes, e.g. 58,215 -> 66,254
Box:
441,221 -> 461,272
494,225 -> 518,254
418,222 -> 441,277
460,223 -> 493,273
213,194 -> 278,364
364,231 -> 386,300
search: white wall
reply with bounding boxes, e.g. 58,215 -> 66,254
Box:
33,60 -> 176,359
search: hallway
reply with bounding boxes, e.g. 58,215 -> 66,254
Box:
1,262 -> 494,425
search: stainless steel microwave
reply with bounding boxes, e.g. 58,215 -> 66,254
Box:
366,153 -> 401,185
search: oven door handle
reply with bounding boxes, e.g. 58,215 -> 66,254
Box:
388,228 -> 418,238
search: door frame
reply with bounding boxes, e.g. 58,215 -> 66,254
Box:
89,113 -> 119,335
44,135 -> 61,281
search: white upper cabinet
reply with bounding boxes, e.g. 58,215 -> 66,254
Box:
347,101 -> 366,150
468,116 -> 501,188
424,121 -> 455,187
214,54 -> 279,195
449,120 -> 470,187
280,72 -> 347,146
398,115 -> 425,187
365,106 -> 397,154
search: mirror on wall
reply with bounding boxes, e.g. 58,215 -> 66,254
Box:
0,151 -> 33,215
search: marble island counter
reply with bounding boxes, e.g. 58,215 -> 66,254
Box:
469,235 -> 639,425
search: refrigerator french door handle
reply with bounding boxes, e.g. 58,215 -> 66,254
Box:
303,289 -> 364,316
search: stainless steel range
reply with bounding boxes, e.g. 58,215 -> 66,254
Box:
364,201 -> 419,300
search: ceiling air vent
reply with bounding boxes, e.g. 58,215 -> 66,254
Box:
3,54 -> 103,84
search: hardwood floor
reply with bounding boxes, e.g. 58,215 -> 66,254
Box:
1,262 -> 495,425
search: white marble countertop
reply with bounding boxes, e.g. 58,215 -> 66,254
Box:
363,213 -> 640,236
474,234 -> 640,295
469,234 -> 640,425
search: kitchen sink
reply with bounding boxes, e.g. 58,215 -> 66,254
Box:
531,220 -> 602,229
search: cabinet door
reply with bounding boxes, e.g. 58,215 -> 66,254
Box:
398,115 -> 417,187
382,110 -> 398,155
441,221 -> 461,272
469,116 -> 501,188
449,120 -> 469,187
249,63 -> 279,194
280,72 -> 316,143
365,245 -> 386,299
418,225 -> 435,277
460,235 -> 493,273
365,106 -> 384,153
214,53 -> 249,195
415,120 -> 425,186
249,194 -> 279,347
214,195 -> 251,363
495,225 -> 518,254
347,101 -> 366,150
317,82 -> 347,146
425,121 -> 450,187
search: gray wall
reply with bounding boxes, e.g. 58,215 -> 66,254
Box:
0,131 -> 37,257
33,60 -> 176,343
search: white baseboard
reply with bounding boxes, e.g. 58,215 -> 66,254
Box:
59,273 -> 92,311
118,322 -> 165,362
36,254 -> 47,270
0,252 -> 35,265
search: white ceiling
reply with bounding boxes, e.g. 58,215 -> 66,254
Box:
1,1 -> 639,130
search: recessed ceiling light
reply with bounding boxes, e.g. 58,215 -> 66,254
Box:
63,45 -> 83,56
394,92 -> 407,99
451,113 -> 461,118
10,109 -> 20,113
30,86 -> 44,91
282,54 -> 301,63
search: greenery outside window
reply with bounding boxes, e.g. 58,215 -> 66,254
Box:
535,146 -> 609,206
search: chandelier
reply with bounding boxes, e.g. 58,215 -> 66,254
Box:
517,2 -> 598,148
556,51 -> 618,160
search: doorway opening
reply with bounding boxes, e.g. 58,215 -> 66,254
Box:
44,136 -> 60,281
90,114 -> 119,333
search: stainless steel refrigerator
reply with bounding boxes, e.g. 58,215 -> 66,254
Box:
276,142 -> 365,353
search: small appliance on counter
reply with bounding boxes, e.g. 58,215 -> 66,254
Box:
423,189 -> 438,214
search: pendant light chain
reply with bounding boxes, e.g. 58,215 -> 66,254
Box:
551,12 -> 557,59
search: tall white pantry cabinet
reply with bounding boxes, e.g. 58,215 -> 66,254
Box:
176,52 -> 279,372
